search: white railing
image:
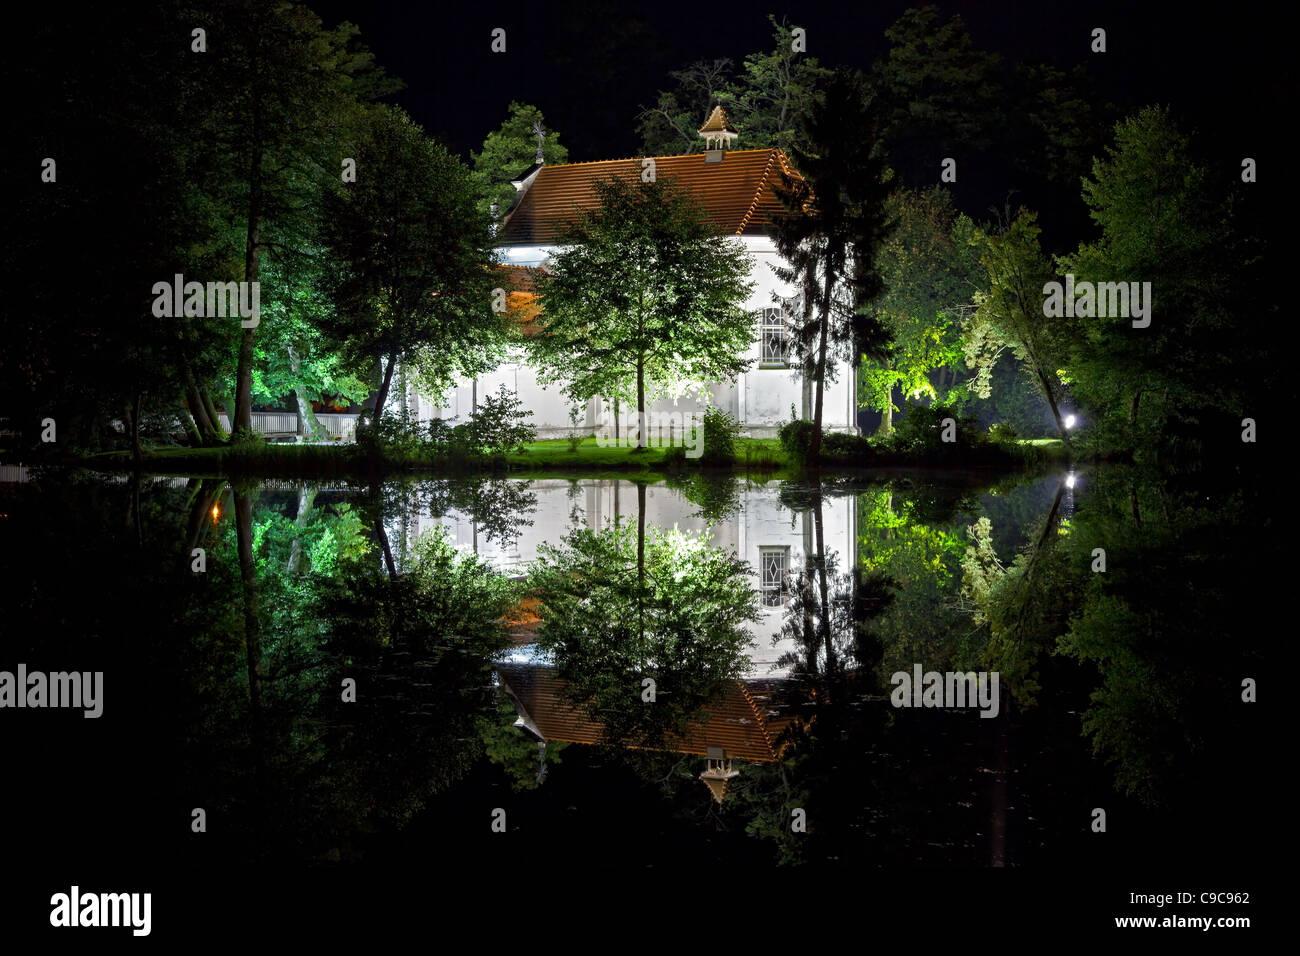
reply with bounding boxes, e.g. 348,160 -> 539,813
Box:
216,411 -> 360,441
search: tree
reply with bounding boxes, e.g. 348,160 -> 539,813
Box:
532,176 -> 755,449
1057,106 -> 1262,452
771,67 -> 894,461
319,104 -> 507,427
527,524 -> 758,747
964,209 -> 1072,440
860,187 -> 985,433
716,16 -> 832,154
254,256 -> 369,440
636,58 -> 735,156
471,101 -> 568,220
196,0 -> 396,438
869,4 -> 1003,186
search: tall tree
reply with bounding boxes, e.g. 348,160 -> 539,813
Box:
771,67 -> 894,461
869,4 -> 1003,187
471,102 -> 568,220
860,187 -> 985,433
319,105 -> 507,427
1057,106 -> 1261,451
964,209 -> 1072,440
197,0 -> 396,438
717,15 -> 832,154
531,176 -> 755,448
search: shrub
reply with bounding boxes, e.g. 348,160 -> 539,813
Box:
466,385 -> 536,456
779,418 -> 818,461
988,422 -> 1018,444
821,431 -> 869,460
890,400 -> 982,453
700,405 -> 739,464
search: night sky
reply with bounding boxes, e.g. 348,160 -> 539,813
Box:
305,0 -> 1286,165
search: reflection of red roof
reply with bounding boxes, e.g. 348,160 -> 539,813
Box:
496,148 -> 799,245
496,663 -> 795,762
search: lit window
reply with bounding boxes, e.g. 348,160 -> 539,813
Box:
760,307 -> 789,365
759,546 -> 790,607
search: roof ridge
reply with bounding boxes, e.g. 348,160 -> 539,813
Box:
734,148 -> 784,235
736,680 -> 779,760
536,147 -> 778,170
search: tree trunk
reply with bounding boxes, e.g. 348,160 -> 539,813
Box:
636,355 -> 647,450
637,481 -> 646,668
1129,389 -> 1143,426
809,279 -> 832,462
288,346 -> 329,441
287,486 -> 318,575
1035,366 -> 1069,442
375,516 -> 397,580
882,399 -> 894,436
131,393 -> 143,463
233,106 -> 264,438
200,388 -> 226,440
372,350 -> 399,426
184,375 -> 214,444
234,488 -> 264,716
812,486 -> 834,682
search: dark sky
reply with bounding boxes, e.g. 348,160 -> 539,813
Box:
306,0 -> 1287,163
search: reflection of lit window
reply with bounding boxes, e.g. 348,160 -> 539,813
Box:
759,307 -> 789,366
760,546 -> 789,607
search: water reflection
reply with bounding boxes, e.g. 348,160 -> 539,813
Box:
0,466 -> 1270,871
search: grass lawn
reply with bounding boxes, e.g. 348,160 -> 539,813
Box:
70,435 -> 1065,477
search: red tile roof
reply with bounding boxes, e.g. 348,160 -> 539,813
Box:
496,663 -> 796,762
495,148 -> 799,246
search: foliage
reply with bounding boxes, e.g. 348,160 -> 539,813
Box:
859,187 -> 984,431
964,209 -> 1072,439
532,175 -> 755,439
471,101 -> 568,219
465,384 -> 537,456
527,524 -> 759,746
318,103 -> 506,424
699,404 -> 739,464
771,67 -> 893,459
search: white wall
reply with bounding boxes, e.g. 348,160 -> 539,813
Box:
391,478 -> 857,679
416,236 -> 858,438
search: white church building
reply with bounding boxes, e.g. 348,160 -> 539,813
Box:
399,107 -> 858,439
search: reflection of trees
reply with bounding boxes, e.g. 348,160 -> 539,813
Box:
665,472 -> 741,525
527,520 -> 758,749
968,467 -> 1271,809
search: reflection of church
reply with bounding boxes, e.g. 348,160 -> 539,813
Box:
496,662 -> 800,804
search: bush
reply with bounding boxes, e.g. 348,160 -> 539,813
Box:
779,418 -> 818,461
890,400 -> 982,453
988,422 -> 1018,444
355,412 -> 426,456
821,431 -> 869,460
465,385 -> 536,456
700,405 -> 739,464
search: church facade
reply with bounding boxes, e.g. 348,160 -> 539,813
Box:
397,108 -> 859,439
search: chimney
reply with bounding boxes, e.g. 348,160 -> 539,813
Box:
698,105 -> 737,163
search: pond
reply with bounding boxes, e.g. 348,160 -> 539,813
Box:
0,466 -> 1271,878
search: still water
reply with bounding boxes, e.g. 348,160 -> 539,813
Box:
0,467 -> 1270,877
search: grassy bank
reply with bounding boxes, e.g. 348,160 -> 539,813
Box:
70,434 -> 1068,478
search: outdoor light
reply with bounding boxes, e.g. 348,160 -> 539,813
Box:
1064,414 -> 1077,429
1065,473 -> 1077,489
